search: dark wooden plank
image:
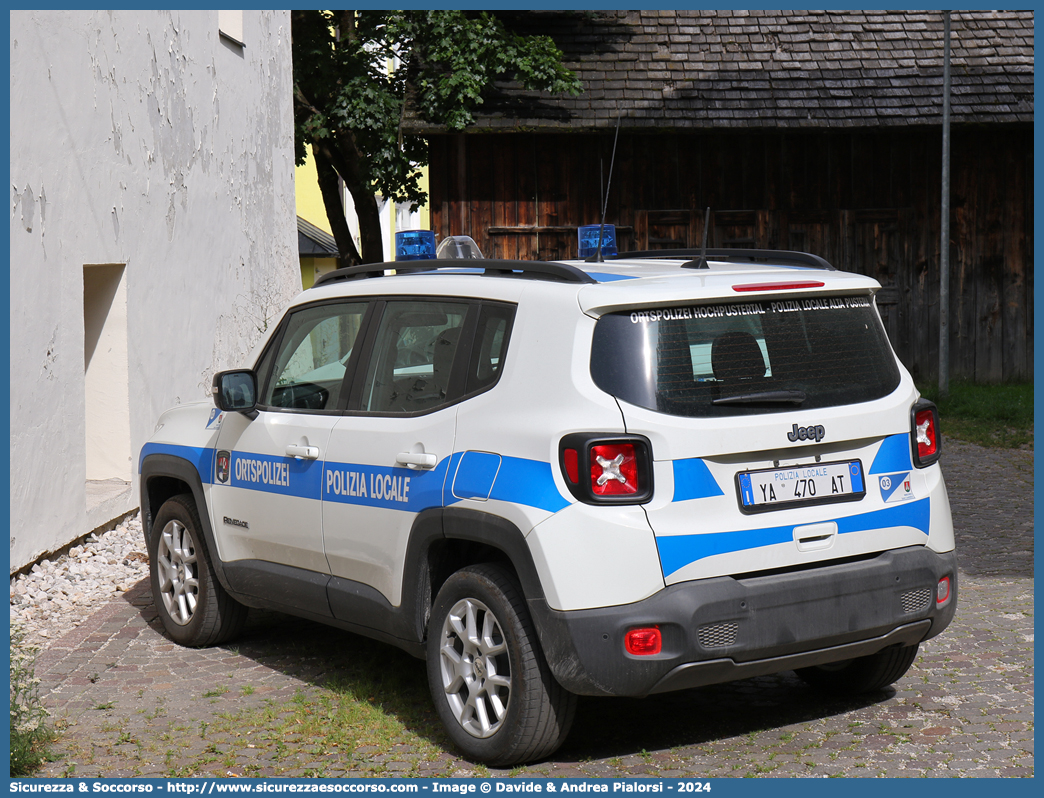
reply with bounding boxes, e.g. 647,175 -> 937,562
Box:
634,209 -> 648,250
763,135 -> 780,213
516,137 -> 538,260
975,130 -> 1005,383
454,135 -> 468,238
1001,127 -> 1031,380
536,136 -> 561,232
714,210 -> 756,248
427,137 -> 449,240
491,135 -> 517,259
756,210 -> 779,250
465,135 -> 493,258
950,129 -> 977,381
893,208 -> 915,376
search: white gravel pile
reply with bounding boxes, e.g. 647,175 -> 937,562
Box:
10,514 -> 150,648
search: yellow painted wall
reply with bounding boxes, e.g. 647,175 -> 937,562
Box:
299,256 -> 340,290
295,152 -> 332,234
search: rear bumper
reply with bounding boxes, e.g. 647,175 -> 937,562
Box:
532,546 -> 957,697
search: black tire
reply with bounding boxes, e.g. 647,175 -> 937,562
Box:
796,644 -> 920,695
148,494 -> 247,647
426,563 -> 577,766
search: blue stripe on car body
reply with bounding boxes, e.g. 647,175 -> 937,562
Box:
587,272 -> 638,282
444,453 -> 570,513
656,497 -> 931,576
229,451 -> 323,499
142,443 -> 571,514
323,458 -> 449,511
869,433 -> 913,474
487,457 -> 571,513
139,442 -> 214,484
672,457 -> 725,501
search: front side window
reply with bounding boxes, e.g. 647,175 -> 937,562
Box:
591,295 -> 901,417
360,300 -> 469,414
259,302 -> 367,411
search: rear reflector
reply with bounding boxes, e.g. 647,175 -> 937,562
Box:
625,627 -> 662,656
732,281 -> 825,292
563,448 -> 579,484
937,576 -> 951,606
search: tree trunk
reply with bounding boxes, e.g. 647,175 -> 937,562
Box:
344,178 -> 386,265
312,145 -> 362,268
324,132 -> 386,264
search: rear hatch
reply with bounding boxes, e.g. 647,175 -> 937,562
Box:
582,272 -> 929,584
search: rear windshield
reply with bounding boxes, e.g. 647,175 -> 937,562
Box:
591,295 -> 901,417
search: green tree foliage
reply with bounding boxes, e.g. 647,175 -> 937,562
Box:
292,10 -> 582,265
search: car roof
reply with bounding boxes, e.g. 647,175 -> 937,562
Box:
570,256 -> 880,317
299,251 -> 882,317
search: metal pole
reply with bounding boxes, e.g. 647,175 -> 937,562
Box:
939,10 -> 951,398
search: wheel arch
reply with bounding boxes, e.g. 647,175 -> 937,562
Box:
402,506 -> 547,647
140,453 -> 232,592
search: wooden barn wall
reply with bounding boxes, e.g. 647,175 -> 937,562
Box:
427,127 -> 1032,383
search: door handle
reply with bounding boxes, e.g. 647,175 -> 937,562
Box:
285,444 -> 320,460
396,451 -> 437,468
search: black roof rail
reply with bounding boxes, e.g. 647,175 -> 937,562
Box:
311,259 -> 596,289
609,248 -> 836,271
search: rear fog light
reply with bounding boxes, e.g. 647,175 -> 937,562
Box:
937,576 -> 952,606
625,626 -> 662,656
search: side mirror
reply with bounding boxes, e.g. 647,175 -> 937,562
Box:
212,370 -> 258,413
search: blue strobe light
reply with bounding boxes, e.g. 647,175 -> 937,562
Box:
577,224 -> 617,259
395,229 -> 437,261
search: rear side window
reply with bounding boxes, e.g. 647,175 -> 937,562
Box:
466,303 -> 514,395
591,295 -> 901,417
359,300 -> 470,414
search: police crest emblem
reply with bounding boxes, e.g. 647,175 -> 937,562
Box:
216,450 -> 231,484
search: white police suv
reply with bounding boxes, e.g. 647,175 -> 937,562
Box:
139,247 -> 956,765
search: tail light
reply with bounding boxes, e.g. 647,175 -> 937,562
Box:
911,399 -> 941,467
559,433 -> 653,504
590,443 -> 639,495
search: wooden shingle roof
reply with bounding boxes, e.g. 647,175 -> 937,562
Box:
407,10 -> 1033,132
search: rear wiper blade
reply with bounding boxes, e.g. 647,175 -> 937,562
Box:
713,390 -> 807,406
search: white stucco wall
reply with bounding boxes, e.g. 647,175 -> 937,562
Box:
9,11 -> 300,571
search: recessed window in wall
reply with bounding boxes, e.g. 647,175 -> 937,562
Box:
219,10 -> 244,47
83,264 -> 131,484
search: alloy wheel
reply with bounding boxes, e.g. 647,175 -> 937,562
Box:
156,519 -> 199,626
437,597 -> 512,738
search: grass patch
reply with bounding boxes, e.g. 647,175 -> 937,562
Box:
149,638 -> 448,777
10,626 -> 56,776
918,381 -> 1033,448
267,664 -> 444,761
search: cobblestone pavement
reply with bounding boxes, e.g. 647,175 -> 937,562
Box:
34,438 -> 1033,778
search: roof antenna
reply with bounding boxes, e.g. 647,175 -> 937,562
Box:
592,114 -> 622,263
683,207 -> 712,269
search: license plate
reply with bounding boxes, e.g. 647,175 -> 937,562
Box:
737,459 -> 865,514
